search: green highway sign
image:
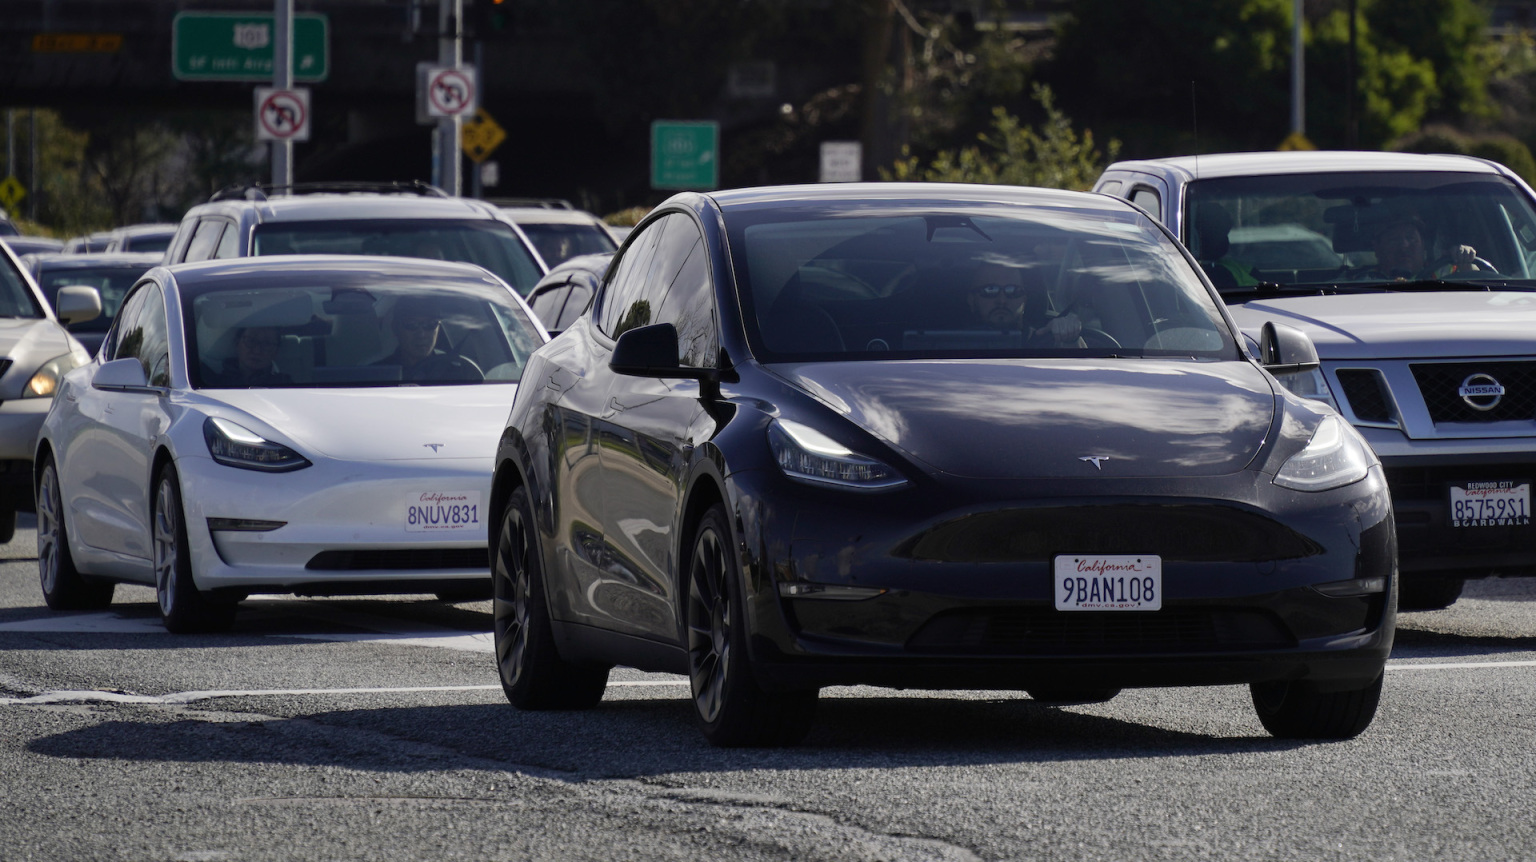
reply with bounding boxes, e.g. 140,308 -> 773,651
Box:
173,12 -> 328,82
651,121 -> 718,190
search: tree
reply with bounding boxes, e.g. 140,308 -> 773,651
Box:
1364,0 -> 1490,119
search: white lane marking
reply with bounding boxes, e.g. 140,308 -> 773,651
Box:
0,612 -> 167,634
1385,659 -> 1536,671
0,680 -> 688,706
284,632 -> 495,653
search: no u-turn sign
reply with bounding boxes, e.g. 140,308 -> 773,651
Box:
254,87 -> 311,141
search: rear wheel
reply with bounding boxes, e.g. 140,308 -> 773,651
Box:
0,506 -> 15,544
687,505 -> 817,747
37,455 -> 113,610
1398,577 -> 1464,611
1251,673 -> 1383,739
153,465 -> 237,634
493,486 -> 609,709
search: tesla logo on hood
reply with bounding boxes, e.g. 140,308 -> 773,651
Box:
424,443 -> 445,453
1459,374 -> 1505,412
1079,456 -> 1111,470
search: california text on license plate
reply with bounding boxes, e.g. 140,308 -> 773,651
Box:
1054,555 -> 1162,611
1449,481 -> 1531,528
405,490 -> 482,532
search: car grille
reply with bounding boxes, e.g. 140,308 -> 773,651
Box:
305,548 -> 489,571
906,607 -> 1295,654
1410,361 -> 1536,423
895,504 -> 1321,563
1335,368 -> 1394,422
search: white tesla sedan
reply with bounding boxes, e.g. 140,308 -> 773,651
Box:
34,256 -> 547,632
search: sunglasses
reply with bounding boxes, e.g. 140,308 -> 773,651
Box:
973,283 -> 1025,298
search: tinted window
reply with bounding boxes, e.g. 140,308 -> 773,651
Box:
648,219 -> 716,368
117,284 -> 170,385
0,256 -> 45,319
598,216 -> 667,337
518,222 -> 617,267
1130,187 -> 1161,215
36,263 -> 151,333
251,219 -> 544,296
214,223 -> 242,258
184,220 -> 226,262
104,284 -> 150,362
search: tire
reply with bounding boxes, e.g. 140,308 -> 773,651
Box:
37,455 -> 114,611
493,486 -> 609,709
1398,577 -> 1464,611
1251,673 -> 1383,740
687,505 -> 817,747
435,584 -> 493,603
153,465 -> 237,634
0,507 -> 15,544
1027,688 -> 1121,706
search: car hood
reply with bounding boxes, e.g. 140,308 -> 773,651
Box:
0,316 -> 71,356
207,385 -> 517,461
777,359 -> 1277,479
1229,290 -> 1536,360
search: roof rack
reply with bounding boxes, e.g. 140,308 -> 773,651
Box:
209,181 -> 449,202
486,197 -> 575,210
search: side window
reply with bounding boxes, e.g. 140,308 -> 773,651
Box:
116,284 -> 170,386
598,214 -> 669,338
556,282 -> 595,331
103,283 -> 151,362
529,282 -> 569,327
213,221 -> 242,259
183,219 -> 226,263
653,222 -> 717,369
1098,180 -> 1123,196
1129,187 -> 1162,218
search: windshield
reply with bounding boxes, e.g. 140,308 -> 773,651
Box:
518,222 -> 617,267
251,219 -> 545,296
0,256 -> 44,319
726,203 -> 1238,362
187,279 -> 544,389
1185,171 -> 1536,291
37,264 -> 148,333
123,235 -> 172,253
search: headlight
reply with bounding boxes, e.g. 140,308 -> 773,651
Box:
767,418 -> 907,492
22,352 -> 85,398
1274,414 -> 1374,491
203,417 -> 311,472
1270,367 -> 1338,412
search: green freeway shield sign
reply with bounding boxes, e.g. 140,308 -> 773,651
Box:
651,121 -> 719,191
173,12 -> 328,82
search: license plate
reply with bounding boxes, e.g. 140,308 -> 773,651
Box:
1449,482 -> 1531,528
404,490 -> 482,532
1054,555 -> 1162,611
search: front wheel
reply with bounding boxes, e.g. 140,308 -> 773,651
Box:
153,465 -> 237,634
1251,673 -> 1383,739
493,486 -> 609,709
1398,577 -> 1464,611
37,455 -> 113,610
686,505 -> 817,747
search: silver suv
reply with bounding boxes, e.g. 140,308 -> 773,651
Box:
164,182 -> 549,296
1096,151 -> 1536,609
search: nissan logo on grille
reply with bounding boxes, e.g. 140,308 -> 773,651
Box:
1458,373 -> 1506,411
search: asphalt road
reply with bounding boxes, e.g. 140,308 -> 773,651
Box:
2,515 -> 1533,862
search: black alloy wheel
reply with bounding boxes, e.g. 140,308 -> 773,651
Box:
685,504 -> 817,747
1250,673 -> 1384,739
493,486 -> 608,709
37,455 -> 114,610
152,464 -> 237,634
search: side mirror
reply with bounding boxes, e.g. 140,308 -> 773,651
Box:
92,357 -> 157,393
609,323 -> 710,379
55,286 -> 102,325
1258,321 -> 1319,373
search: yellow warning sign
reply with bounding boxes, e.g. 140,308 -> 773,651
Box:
461,109 -> 506,164
0,176 -> 25,212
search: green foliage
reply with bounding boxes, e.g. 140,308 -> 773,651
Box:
1306,9 -> 1438,149
1467,136 -> 1536,184
1365,0 -> 1490,118
882,85 -> 1119,191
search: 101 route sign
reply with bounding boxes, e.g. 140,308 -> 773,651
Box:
173,12 -> 328,82
651,121 -> 718,191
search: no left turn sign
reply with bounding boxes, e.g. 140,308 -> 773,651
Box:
255,87 -> 311,141
425,67 -> 477,118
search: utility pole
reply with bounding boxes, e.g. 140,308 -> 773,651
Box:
438,0 -> 463,196
272,0 -> 294,187
1291,0 -> 1305,139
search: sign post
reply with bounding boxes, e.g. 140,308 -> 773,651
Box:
651,121 -> 719,191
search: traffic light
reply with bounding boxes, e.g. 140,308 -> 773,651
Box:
468,0 -> 512,40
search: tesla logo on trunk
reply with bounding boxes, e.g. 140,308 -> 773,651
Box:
1079,456 -> 1111,470
424,443 -> 445,453
1458,374 -> 1505,411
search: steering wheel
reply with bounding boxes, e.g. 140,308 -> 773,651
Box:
1079,328 -> 1121,349
1426,253 -> 1499,278
411,353 -> 484,382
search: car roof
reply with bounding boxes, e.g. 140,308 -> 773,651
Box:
160,254 -> 501,289
704,182 -> 1133,213
28,252 -> 163,269
112,223 -> 177,236
191,194 -> 510,224
499,207 -> 606,226
1105,150 -> 1508,182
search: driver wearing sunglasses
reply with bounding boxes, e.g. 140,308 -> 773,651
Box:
964,262 -> 1082,346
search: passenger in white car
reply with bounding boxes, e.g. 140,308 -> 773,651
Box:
202,326 -> 291,387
